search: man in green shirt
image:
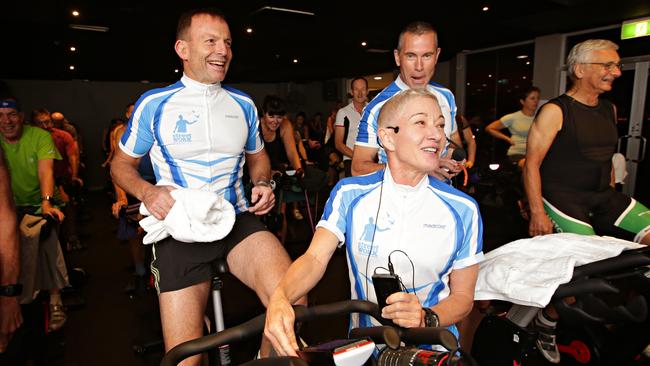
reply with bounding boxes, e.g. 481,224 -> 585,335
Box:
0,99 -> 63,220
0,98 -> 67,333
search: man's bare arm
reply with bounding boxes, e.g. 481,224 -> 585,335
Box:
335,127 -> 353,158
0,149 -> 18,287
351,145 -> 384,176
111,148 -> 174,220
524,103 -> 563,237
0,148 -> 22,352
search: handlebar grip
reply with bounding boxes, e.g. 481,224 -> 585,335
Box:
399,327 -> 458,351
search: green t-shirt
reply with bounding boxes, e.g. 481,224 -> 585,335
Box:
1,125 -> 61,206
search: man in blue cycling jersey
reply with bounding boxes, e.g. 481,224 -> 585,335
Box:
111,7 -> 302,365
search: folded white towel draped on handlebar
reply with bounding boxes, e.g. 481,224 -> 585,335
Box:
138,186 -> 236,245
474,233 -> 643,308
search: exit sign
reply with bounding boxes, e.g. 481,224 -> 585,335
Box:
621,18 -> 650,40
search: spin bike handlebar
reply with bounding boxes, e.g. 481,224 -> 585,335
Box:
551,247 -> 650,325
160,300 -> 459,366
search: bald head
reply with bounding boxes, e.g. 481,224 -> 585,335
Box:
378,88 -> 440,129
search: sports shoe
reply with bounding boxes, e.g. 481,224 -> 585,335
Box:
49,304 -> 67,332
531,313 -> 560,364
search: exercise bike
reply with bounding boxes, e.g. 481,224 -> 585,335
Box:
160,300 -> 477,366
472,246 -> 650,365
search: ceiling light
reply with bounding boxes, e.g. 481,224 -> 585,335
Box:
466,82 -> 470,86
488,74 -> 492,78
69,65 -> 75,70
70,46 -> 76,52
526,61 -> 531,65
361,41 -> 367,47
373,76 -> 382,80
174,69 -> 179,73
72,10 -> 80,16
482,6 -> 489,11
522,76 -> 527,79
246,27 -> 253,33
293,59 -> 298,63
516,55 -> 528,59
489,163 -> 500,170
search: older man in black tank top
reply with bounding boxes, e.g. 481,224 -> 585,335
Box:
523,39 -> 650,364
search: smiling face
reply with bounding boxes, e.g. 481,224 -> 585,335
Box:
175,14 -> 232,84
379,92 -> 445,183
262,112 -> 283,132
574,49 -> 621,94
394,31 -> 440,89
0,107 -> 24,143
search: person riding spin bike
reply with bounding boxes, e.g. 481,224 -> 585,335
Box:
264,88 -> 483,356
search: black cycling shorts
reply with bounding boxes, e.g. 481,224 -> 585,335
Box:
150,212 -> 267,293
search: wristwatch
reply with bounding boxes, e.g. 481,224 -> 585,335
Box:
0,283 -> 23,297
42,195 -> 54,203
422,307 -> 440,328
255,179 -> 276,190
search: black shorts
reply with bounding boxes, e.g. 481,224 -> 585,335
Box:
151,212 -> 267,293
543,188 -> 634,240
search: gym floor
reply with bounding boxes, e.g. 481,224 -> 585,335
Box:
42,187 -> 528,366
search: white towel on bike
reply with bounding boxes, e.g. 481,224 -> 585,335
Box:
139,187 -> 236,245
474,233 -> 642,307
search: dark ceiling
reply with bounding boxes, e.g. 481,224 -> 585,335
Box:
2,0 -> 650,84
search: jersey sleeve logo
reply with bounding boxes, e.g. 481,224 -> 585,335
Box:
173,111 -> 200,143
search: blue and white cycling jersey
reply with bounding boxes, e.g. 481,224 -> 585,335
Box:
120,74 -> 263,214
317,168 -> 483,339
355,76 -> 457,163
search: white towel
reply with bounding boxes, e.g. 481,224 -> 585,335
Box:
474,233 -> 643,307
139,188 -> 236,245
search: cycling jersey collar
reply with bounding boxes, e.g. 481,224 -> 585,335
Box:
181,74 -> 222,94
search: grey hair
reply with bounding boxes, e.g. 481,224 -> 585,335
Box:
378,88 -> 439,128
567,39 -> 619,81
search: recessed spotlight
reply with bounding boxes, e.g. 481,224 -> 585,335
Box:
526,61 -> 531,65
293,59 -> 298,63
516,55 -> 528,59
373,76 -> 382,80
482,6 -> 489,11
70,46 -> 76,52
174,69 -> 179,73
69,65 -> 75,70
467,82 -> 470,86
482,84 -> 487,87
72,10 -> 80,16
361,41 -> 367,47
522,76 -> 527,79
489,163 -> 500,171
246,27 -> 253,33
488,74 -> 492,78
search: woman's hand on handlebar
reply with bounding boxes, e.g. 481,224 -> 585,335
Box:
382,292 -> 424,328
264,291 -> 299,357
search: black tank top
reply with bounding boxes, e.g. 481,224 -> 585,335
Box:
264,132 -> 289,170
540,94 -> 617,192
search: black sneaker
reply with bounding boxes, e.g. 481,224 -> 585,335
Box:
531,315 -> 560,364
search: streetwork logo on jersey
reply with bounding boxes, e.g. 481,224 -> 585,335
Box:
357,213 -> 395,256
173,112 -> 199,143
